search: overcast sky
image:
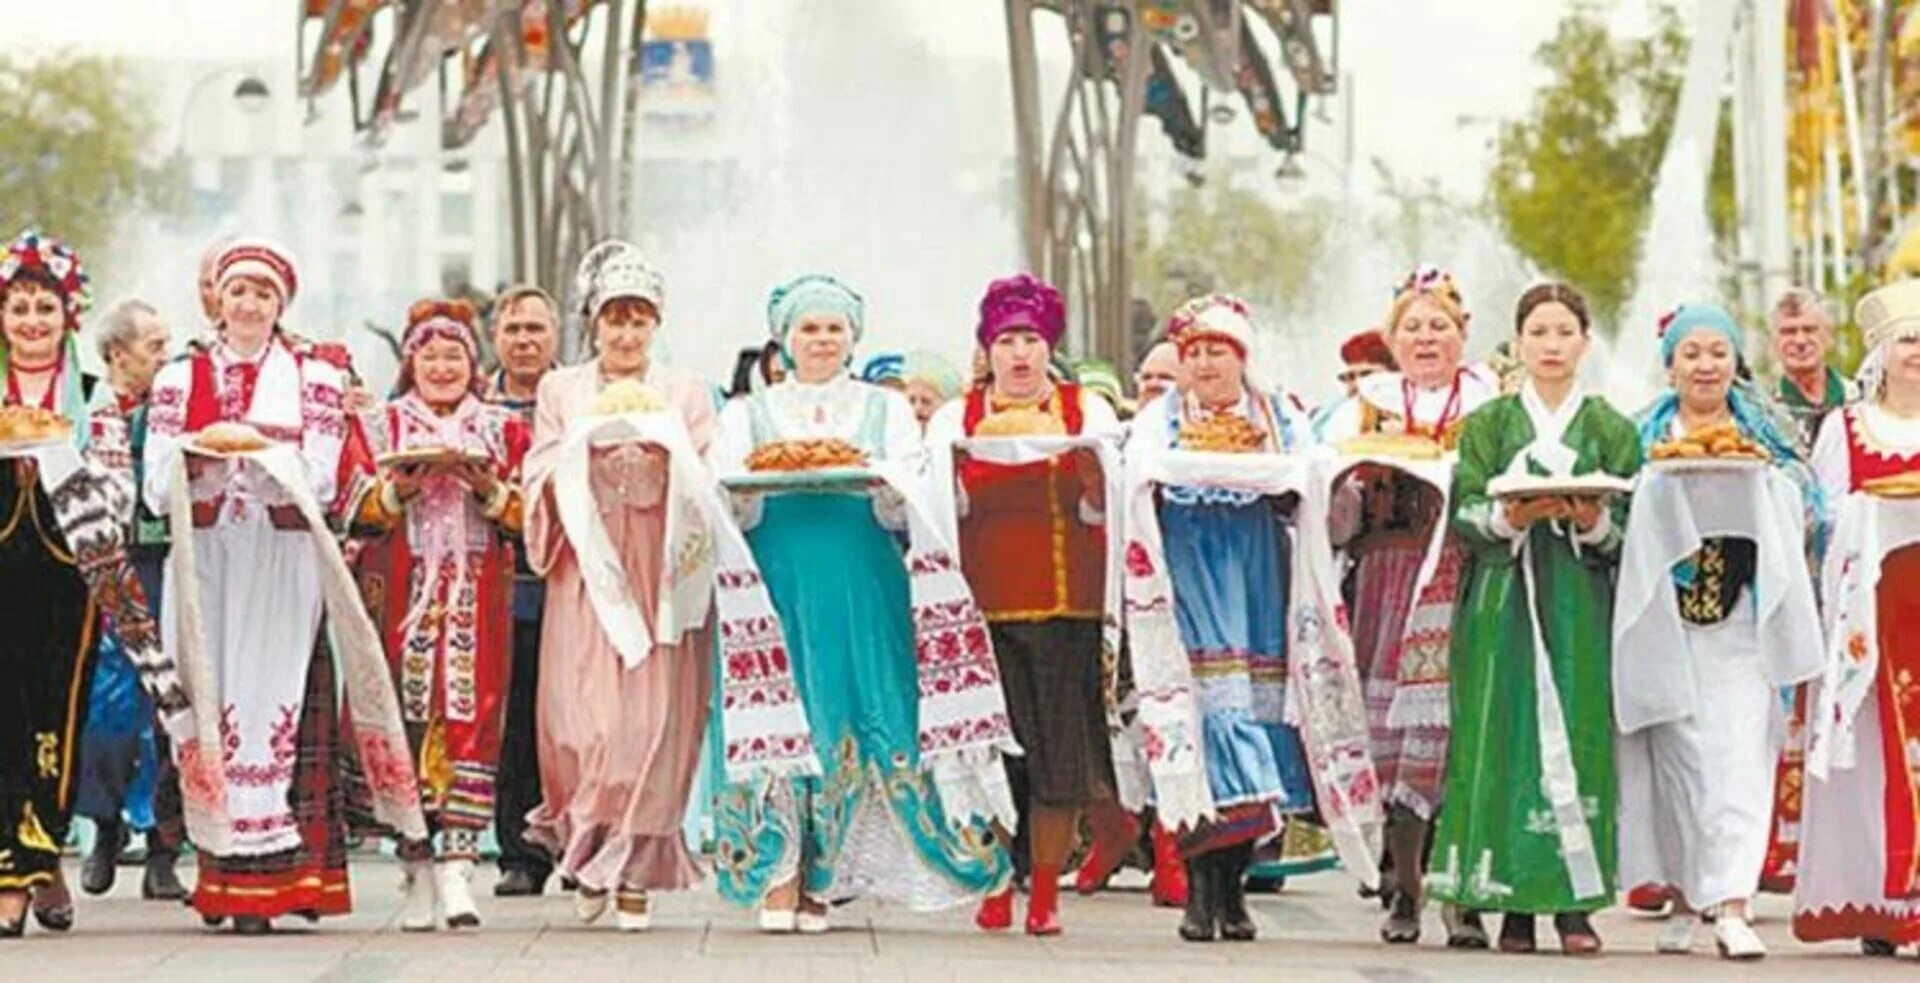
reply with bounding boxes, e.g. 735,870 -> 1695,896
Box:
4,0 -> 1691,196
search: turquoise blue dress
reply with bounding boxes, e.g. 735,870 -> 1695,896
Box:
710,386 -> 1009,909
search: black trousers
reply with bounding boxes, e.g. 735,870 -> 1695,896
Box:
493,614 -> 551,879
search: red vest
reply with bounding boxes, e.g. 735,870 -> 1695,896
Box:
957,383 -> 1105,622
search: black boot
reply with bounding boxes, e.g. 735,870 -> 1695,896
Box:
1177,855 -> 1217,942
1218,844 -> 1257,941
81,821 -> 126,896
141,848 -> 188,901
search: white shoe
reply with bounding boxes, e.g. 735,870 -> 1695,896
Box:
796,911 -> 829,935
614,890 -> 650,932
758,908 -> 796,933
575,888 -> 610,925
435,859 -> 481,930
1655,915 -> 1696,954
399,860 -> 438,932
1714,916 -> 1766,961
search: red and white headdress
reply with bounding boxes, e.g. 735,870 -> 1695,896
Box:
397,298 -> 482,395
215,238 -> 299,309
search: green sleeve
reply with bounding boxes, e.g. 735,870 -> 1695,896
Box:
1449,402 -> 1515,563
1579,403 -> 1643,563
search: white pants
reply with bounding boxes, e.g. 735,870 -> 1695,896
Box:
1618,612 -> 1778,911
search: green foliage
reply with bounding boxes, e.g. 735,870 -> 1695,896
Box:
1487,1 -> 1737,331
1133,179 -> 1338,330
0,53 -> 161,265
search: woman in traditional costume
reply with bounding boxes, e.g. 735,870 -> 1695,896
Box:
1423,281 -> 1640,956
346,299 -> 529,930
0,230 -> 172,937
520,242 -> 718,931
1612,303 -> 1823,960
710,274 -> 1014,933
1322,266 -> 1497,946
923,274 -> 1123,936
1124,294 -> 1328,943
1795,278 -> 1920,955
144,238 -> 426,934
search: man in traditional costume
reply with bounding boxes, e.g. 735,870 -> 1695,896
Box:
1323,267 -> 1497,946
75,299 -> 187,901
924,274 -> 1125,936
1613,304 -> 1824,960
346,299 -> 530,930
0,230 -> 173,937
482,285 -> 560,898
144,238 -> 426,934
1796,278 -> 1920,956
1424,280 -> 1640,956
711,274 -> 1014,934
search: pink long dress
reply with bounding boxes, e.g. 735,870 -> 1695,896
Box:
520,360 -> 715,893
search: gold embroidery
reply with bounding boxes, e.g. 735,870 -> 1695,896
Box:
16,803 -> 53,853
34,733 -> 57,780
1678,541 -> 1728,624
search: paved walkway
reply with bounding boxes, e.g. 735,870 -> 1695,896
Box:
12,860 -> 1915,982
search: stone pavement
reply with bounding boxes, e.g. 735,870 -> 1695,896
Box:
11,860 -> 1916,982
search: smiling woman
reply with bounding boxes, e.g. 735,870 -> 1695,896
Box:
0,229 -> 172,941
344,297 -> 528,933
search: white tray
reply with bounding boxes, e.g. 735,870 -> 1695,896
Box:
1488,472 -> 1634,499
723,467 -> 880,492
0,434 -> 71,458
1646,456 -> 1769,474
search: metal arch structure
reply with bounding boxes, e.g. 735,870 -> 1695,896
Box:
298,0 -> 654,357
1005,0 -> 1339,368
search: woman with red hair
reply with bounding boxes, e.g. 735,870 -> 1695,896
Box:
347,299 -> 529,931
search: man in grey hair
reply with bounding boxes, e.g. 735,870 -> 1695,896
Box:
1771,286 -> 1856,452
95,300 -> 172,411
74,298 -> 186,902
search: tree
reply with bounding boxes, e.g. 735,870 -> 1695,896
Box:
0,54 -> 160,264
1132,181 -> 1337,331
1486,2 -> 1735,330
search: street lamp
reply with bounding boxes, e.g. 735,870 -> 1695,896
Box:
233,77 -> 271,115
173,68 -> 272,161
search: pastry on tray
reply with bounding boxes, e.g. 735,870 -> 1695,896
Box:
1178,415 -> 1266,453
745,437 -> 869,473
1863,471 -> 1920,499
193,422 -> 272,454
1649,421 -> 1769,461
0,406 -> 72,445
1337,432 -> 1444,461
973,407 -> 1066,438
592,379 -> 667,416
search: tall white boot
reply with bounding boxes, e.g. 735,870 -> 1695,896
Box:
436,859 -> 481,930
399,860 -> 438,932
